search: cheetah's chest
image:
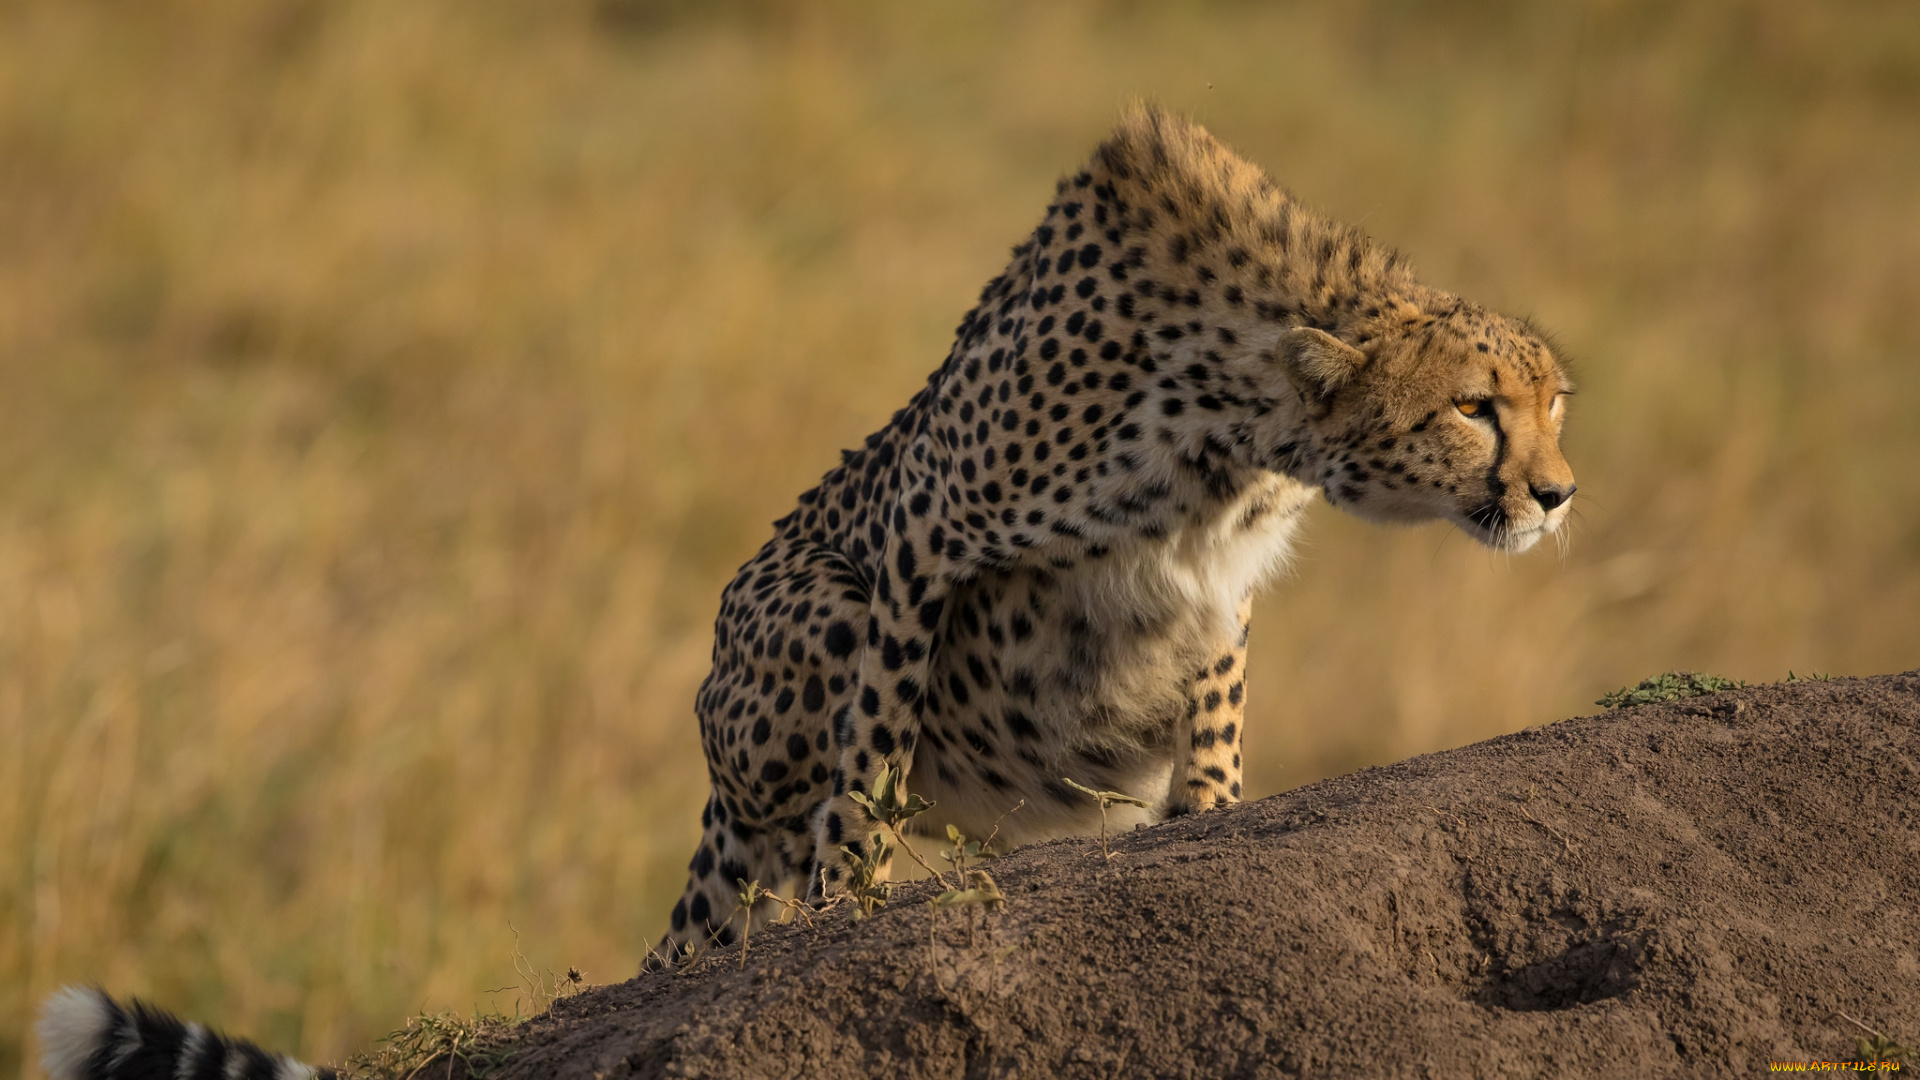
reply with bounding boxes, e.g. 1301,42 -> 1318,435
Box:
911,474 -> 1317,845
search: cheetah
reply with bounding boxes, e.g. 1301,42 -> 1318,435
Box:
32,109 -> 1577,1080
655,106 -> 1575,965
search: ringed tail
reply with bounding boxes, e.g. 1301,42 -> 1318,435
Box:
37,986 -> 336,1080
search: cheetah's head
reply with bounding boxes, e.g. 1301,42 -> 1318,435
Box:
1275,302 -> 1575,553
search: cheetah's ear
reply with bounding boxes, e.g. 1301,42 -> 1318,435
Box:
1277,327 -> 1368,406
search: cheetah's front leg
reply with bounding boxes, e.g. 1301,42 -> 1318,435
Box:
1165,595 -> 1252,816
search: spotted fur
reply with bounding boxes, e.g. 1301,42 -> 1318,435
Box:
652,106 -> 1575,964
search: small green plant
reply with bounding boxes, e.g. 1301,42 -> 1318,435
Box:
931,824 -> 1007,926
931,868 -> 1005,913
938,823 -> 991,877
735,878 -> 762,968
1837,1011 -> 1910,1068
1785,669 -> 1833,683
1596,671 -> 1745,709
840,833 -> 895,920
1063,777 -> 1152,859
827,774 -> 1029,982
848,763 -> 949,884
926,865 -> 1008,983
1859,1032 -> 1909,1067
922,806 -> 1023,981
847,762 -> 933,828
944,799 -> 1022,881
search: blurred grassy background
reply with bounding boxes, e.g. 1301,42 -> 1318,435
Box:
3,0 -> 1918,1072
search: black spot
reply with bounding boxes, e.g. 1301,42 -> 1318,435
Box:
803,674 -> 826,711
761,759 -> 789,783
963,729 -> 995,757
824,622 -> 857,658
689,894 -> 712,926
751,717 -> 772,744
871,724 -> 896,755
788,733 -> 812,761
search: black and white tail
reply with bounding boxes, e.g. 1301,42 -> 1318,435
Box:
37,987 -> 336,1080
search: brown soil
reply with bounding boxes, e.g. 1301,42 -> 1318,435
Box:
493,672 -> 1920,1078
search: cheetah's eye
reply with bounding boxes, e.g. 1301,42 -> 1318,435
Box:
1455,398 -> 1494,419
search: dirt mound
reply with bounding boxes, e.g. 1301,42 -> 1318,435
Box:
494,672 -> 1920,1078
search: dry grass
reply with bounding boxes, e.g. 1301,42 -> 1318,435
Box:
2,0 -> 1917,1073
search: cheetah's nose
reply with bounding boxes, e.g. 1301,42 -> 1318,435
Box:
1530,482 -> 1575,512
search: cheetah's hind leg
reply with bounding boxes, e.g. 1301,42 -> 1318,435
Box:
644,797 -> 804,972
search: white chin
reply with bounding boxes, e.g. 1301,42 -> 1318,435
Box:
1500,527 -> 1547,553
1459,519 -> 1547,552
